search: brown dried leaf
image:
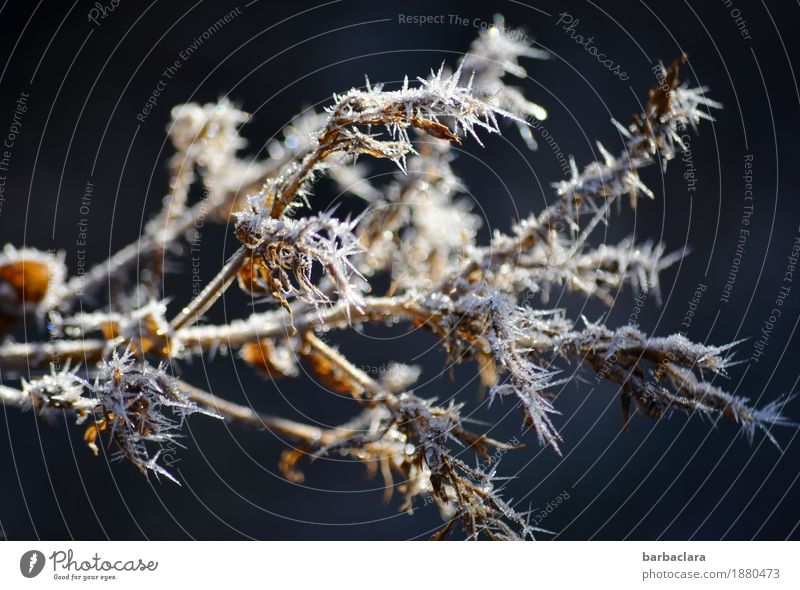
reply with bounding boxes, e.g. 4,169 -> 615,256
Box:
303,348 -> 362,398
410,117 -> 461,144
279,446 -> 308,483
83,418 -> 109,456
0,260 -> 50,303
241,338 -> 297,378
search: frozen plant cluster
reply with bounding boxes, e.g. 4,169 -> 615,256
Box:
0,16 -> 794,539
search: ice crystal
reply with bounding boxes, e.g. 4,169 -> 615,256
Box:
83,347 -> 221,482
551,54 -> 722,224
461,14 -> 548,148
22,362 -> 93,419
235,197 -> 368,318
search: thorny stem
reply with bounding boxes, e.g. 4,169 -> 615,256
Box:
0,339 -> 106,371
265,73 -> 480,220
0,378 -> 340,447
170,111 -> 377,336
0,296 -> 427,371
0,383 -> 96,415
180,296 -> 427,349
0,385 -> 26,407
1,28 -> 788,539
268,145 -> 328,219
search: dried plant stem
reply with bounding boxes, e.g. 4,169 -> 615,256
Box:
0,377 -> 339,448
169,247 -> 247,331
1,23 -> 789,539
0,297 -> 426,371
180,295 -> 427,349
268,146 -> 328,219
0,339 -> 105,371
0,384 -> 26,408
176,379 -> 338,444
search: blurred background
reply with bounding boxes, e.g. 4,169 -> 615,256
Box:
0,0 -> 798,540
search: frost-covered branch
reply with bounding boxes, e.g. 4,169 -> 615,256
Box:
265,61 -> 518,219
546,54 -> 721,229
0,20 -> 792,540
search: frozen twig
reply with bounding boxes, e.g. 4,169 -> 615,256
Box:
0,21 -> 791,540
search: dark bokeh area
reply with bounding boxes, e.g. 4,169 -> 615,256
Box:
0,0 -> 798,540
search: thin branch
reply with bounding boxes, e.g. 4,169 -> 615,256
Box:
177,379 -> 339,444
169,247 -> 247,331
0,339 -> 105,371
0,384 -> 26,408
179,295 -> 426,349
